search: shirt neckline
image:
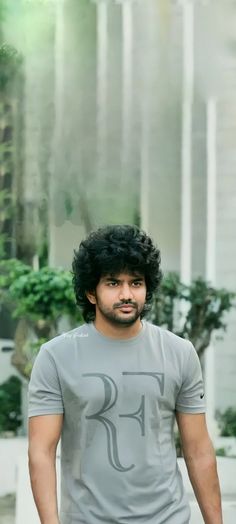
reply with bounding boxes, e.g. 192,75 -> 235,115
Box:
89,320 -> 147,344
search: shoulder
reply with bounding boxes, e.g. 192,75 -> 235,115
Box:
145,321 -> 193,361
146,321 -> 191,349
40,323 -> 89,357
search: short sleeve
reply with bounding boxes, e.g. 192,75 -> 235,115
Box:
175,341 -> 205,413
28,344 -> 64,417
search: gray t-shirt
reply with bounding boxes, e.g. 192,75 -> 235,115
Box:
28,321 -> 205,524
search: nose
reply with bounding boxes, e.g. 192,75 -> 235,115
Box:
119,283 -> 133,301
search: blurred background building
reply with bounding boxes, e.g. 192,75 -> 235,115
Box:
0,0 -> 236,423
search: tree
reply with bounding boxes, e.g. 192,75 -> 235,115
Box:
0,42 -> 23,258
149,272 -> 235,361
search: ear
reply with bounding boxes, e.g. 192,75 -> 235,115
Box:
86,290 -> 96,305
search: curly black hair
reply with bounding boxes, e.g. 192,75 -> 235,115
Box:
72,224 -> 162,322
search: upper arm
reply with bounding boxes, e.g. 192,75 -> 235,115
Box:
176,412 -> 213,457
29,414 -> 63,455
28,345 -> 64,455
28,345 -> 64,418
176,342 -> 205,414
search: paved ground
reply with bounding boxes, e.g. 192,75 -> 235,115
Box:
0,494 -> 15,524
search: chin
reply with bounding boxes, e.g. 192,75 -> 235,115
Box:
113,314 -> 139,326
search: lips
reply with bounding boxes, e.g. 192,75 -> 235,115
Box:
117,305 -> 135,312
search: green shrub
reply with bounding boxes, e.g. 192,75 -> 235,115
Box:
215,447 -> 227,457
0,375 -> 22,434
216,407 -> 236,437
0,260 -> 81,323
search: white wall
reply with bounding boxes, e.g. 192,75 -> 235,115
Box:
214,96 -> 236,411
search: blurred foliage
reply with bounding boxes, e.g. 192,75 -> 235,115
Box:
215,447 -> 227,457
216,407 -> 236,437
0,42 -> 23,258
150,272 -> 235,359
0,189 -> 14,257
0,259 -> 83,379
0,375 -> 22,434
0,258 -> 31,302
0,43 -> 22,91
0,258 -> 81,323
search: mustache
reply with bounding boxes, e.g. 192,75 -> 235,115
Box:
113,301 -> 137,308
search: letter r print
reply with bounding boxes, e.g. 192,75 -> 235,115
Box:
83,371 -> 164,471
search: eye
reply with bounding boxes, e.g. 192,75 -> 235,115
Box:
132,281 -> 143,287
107,281 -> 118,287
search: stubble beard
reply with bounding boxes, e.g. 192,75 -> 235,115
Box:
96,299 -> 145,327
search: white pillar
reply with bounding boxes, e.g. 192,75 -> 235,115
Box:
180,0 -> 194,285
49,0 -> 65,266
206,99 -> 217,282
121,0 -> 133,175
140,1 -> 154,233
96,1 -> 108,176
205,97 -> 218,438
140,112 -> 150,232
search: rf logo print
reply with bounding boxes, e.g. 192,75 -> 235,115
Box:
83,372 -> 165,472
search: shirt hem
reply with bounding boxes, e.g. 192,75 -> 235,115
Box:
28,409 -> 64,417
175,406 -> 206,413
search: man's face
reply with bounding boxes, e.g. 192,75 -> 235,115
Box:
88,272 -> 147,327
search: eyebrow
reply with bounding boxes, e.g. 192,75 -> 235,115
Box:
103,275 -> 145,282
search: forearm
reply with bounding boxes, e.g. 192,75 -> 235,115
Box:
184,445 -> 223,524
28,449 -> 59,524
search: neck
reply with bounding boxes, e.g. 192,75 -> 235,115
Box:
94,316 -> 143,340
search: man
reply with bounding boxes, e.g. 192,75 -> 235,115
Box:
28,224 -> 223,524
